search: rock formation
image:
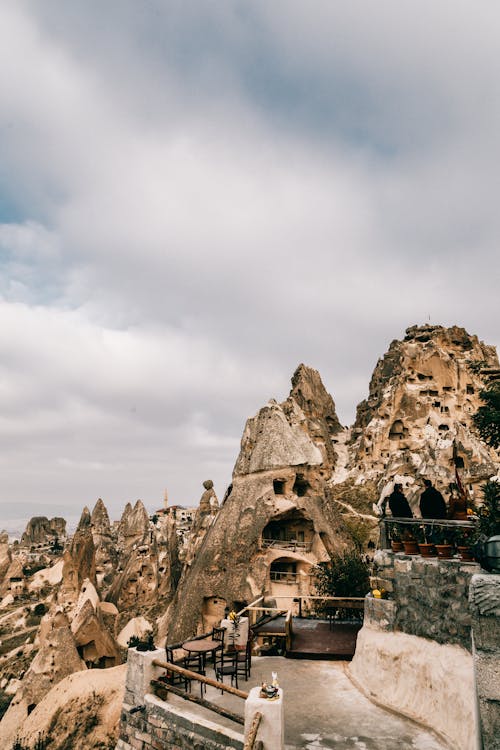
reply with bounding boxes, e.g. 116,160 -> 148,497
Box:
163,365 -> 352,642
102,498 -> 180,621
182,480 -> 220,566
0,610 -> 86,744
20,516 -> 66,547
0,531 -> 11,583
346,324 -> 499,507
117,500 -> 150,553
70,580 -> 121,667
60,507 -> 96,604
90,498 -> 118,593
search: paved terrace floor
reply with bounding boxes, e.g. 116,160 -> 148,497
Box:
163,656 -> 448,749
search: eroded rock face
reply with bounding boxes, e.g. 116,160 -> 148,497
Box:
20,517 -> 66,547
163,367 -> 351,642
90,498 -> 117,593
117,500 -> 150,552
60,507 -> 96,604
0,610 -> 86,741
0,532 -> 11,583
70,581 -> 121,667
182,481 -> 220,567
347,325 -> 499,505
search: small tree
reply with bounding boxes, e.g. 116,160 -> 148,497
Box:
313,550 -> 370,599
475,480 -> 500,542
473,382 -> 500,449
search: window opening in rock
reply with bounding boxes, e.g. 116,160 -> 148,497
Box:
438,424 -> 449,431
262,511 -> 314,550
293,475 -> 309,497
389,420 -> 404,438
466,385 -> 475,394
273,479 -> 286,495
433,401 -> 441,408
27,704 -> 36,715
270,559 -> 297,582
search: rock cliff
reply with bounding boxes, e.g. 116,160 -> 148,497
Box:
20,516 -> 66,547
163,365 -> 351,642
347,324 -> 499,505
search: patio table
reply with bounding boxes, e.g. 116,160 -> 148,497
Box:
182,638 -> 222,668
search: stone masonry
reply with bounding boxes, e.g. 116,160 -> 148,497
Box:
117,647 -> 245,750
370,549 -> 481,650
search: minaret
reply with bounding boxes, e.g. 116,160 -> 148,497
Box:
163,488 -> 169,511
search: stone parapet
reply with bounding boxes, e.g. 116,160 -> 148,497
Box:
371,549 -> 480,650
469,573 -> 500,750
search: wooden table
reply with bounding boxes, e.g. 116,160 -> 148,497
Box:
182,638 -> 222,668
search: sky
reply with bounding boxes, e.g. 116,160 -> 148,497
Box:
0,1 -> 499,529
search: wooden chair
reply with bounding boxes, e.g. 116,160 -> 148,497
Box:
209,626 -> 225,663
212,626 -> 225,649
236,639 -> 252,681
163,646 -> 191,691
214,650 -> 238,692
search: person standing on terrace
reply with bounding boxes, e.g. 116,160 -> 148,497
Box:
419,479 -> 447,519
388,483 -> 413,518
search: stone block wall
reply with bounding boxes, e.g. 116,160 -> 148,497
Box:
370,549 -> 481,650
117,694 -> 244,750
116,647 -> 245,750
469,573 -> 500,750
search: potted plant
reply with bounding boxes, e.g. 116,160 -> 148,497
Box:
418,523 -> 437,557
432,526 -> 455,559
400,525 -> 419,555
456,526 -> 475,561
227,610 -> 241,652
389,524 -> 404,552
127,633 -> 155,652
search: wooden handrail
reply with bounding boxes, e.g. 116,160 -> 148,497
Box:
237,596 -> 263,617
152,660 -> 248,700
243,711 -> 262,750
151,679 -> 244,726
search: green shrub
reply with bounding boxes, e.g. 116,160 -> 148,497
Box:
313,550 -> 370,599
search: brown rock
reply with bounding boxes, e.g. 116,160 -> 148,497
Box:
347,324 -> 499,506
20,517 -> 66,547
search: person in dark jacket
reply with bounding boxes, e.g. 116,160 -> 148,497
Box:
388,483 -> 413,518
419,479 -> 447,519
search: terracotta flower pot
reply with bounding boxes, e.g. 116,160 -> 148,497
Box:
391,541 -> 404,552
403,540 -> 419,555
457,546 -> 474,561
435,544 -> 454,559
418,543 -> 436,557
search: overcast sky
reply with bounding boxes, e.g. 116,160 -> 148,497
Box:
0,1 -> 499,528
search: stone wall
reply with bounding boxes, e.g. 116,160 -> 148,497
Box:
116,694 -> 244,750
370,549 -> 480,650
116,647 -> 245,750
469,573 -> 500,750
